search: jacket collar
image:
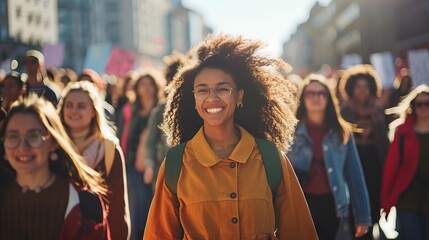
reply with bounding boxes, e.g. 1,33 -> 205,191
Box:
396,116 -> 416,136
296,121 -> 336,140
296,122 -> 308,136
191,125 -> 255,167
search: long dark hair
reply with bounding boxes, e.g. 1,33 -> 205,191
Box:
133,70 -> 164,111
296,74 -> 351,144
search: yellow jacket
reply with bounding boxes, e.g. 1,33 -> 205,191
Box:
144,126 -> 317,240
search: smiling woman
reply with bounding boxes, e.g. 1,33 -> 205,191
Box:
57,81 -> 130,240
144,34 -> 317,239
0,94 -> 109,239
288,74 -> 372,239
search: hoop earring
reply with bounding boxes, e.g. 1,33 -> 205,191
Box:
236,103 -> 243,108
50,152 -> 58,161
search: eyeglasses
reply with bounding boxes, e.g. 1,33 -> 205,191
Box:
193,87 -> 235,100
304,90 -> 328,99
3,130 -> 51,149
415,100 -> 429,109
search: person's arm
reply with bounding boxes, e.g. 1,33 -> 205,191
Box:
275,154 -> 318,240
134,128 -> 148,173
144,104 -> 164,184
344,134 -> 372,236
106,146 -> 131,240
381,134 -> 401,212
143,162 -> 183,239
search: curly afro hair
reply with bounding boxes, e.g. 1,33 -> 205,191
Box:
339,64 -> 382,101
161,34 -> 298,151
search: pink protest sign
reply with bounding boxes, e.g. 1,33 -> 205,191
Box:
104,47 -> 137,77
42,43 -> 65,68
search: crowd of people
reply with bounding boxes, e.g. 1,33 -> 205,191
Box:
0,34 -> 428,240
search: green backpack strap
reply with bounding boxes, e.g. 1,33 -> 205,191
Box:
164,139 -> 282,198
165,142 -> 187,195
255,138 -> 283,198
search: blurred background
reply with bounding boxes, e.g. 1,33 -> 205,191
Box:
0,0 -> 428,87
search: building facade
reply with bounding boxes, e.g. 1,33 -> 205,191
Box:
0,0 -> 58,65
58,0 -> 91,71
283,0 -> 395,75
392,0 -> 429,59
2,0 -> 210,73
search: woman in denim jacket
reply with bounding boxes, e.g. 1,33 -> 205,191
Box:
288,74 -> 372,240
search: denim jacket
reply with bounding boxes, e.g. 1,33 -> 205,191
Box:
287,123 -> 372,226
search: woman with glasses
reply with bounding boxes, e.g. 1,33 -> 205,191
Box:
144,35 -> 317,239
57,81 -> 130,240
287,74 -> 371,240
0,94 -> 109,239
382,85 -> 429,240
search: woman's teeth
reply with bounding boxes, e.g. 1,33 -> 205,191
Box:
206,107 -> 222,113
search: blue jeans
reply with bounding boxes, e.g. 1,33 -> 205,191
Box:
398,211 -> 429,240
127,169 -> 153,240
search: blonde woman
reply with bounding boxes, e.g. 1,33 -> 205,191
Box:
0,95 -> 109,239
57,81 -> 130,240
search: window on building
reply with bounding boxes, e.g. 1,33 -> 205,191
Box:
58,11 -> 69,22
105,21 -> 119,34
105,2 -> 119,12
0,28 -> 7,41
16,6 -> 22,18
335,3 -> 360,31
28,13 -> 33,24
16,31 -> 22,42
35,14 -> 41,25
109,34 -> 120,44
0,2 -> 6,15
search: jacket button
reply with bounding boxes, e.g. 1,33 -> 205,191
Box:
229,162 -> 236,168
332,186 -> 338,192
328,168 -> 333,173
232,217 -> 238,224
230,192 -> 237,199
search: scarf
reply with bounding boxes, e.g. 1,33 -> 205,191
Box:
73,130 -> 105,169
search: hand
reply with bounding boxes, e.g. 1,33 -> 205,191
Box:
144,166 -> 154,184
134,156 -> 145,173
379,207 -> 399,239
134,129 -> 148,173
355,225 -> 369,238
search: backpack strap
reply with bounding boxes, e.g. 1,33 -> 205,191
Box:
78,189 -> 104,224
165,142 -> 187,195
164,139 -> 282,198
104,138 -> 116,176
255,138 -> 282,198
